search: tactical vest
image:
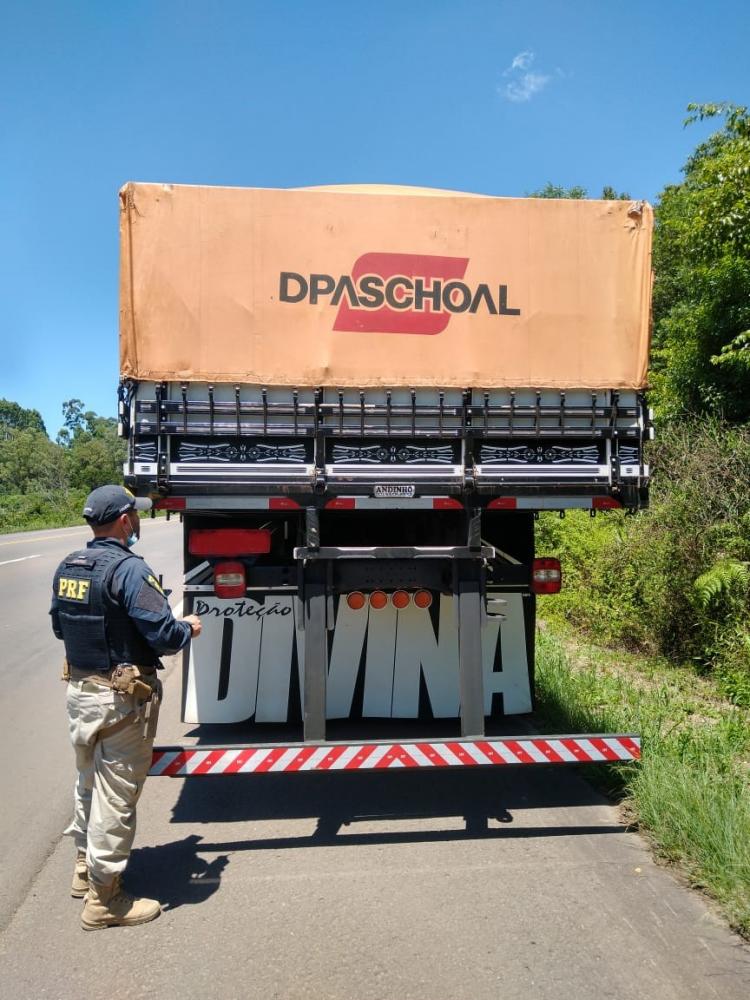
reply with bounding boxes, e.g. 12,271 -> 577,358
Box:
53,544 -> 160,672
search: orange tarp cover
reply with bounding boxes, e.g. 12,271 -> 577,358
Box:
120,183 -> 652,389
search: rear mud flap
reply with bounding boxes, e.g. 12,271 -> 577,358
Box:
182,592 -> 533,725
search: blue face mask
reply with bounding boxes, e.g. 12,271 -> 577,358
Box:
125,514 -> 139,548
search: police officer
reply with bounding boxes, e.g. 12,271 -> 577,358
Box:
50,484 -> 201,930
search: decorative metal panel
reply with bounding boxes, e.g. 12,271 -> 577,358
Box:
329,441 -> 457,466
175,438 -> 310,465
477,442 -> 604,466
133,438 -> 157,462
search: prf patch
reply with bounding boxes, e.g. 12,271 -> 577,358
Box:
58,578 -> 91,603
136,575 -> 166,613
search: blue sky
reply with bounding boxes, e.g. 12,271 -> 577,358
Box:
2,0 -> 748,438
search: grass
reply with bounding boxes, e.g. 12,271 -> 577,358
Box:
534,626 -> 750,939
0,491 -> 88,534
0,492 -> 165,535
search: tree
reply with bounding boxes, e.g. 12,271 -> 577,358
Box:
651,103 -> 750,420
57,399 -> 126,491
57,398 -> 89,447
528,183 -> 630,200
0,399 -> 46,439
528,182 -> 587,199
0,428 -> 67,495
0,398 -> 127,530
66,425 -> 125,491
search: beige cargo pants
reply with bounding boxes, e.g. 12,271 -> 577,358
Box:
64,678 -> 154,883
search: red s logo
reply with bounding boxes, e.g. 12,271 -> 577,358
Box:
333,253 -> 469,335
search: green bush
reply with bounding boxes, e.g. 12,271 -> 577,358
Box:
537,418 -> 750,704
0,396 -> 127,535
650,104 -> 750,422
0,491 -> 88,533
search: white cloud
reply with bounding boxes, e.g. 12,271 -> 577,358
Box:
500,50 -> 552,103
505,71 -> 551,102
509,50 -> 533,73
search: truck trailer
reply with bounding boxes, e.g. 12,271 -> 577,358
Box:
118,182 -> 651,775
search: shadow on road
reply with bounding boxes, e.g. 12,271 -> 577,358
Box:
133,741 -> 631,908
166,765 -> 627,841
128,834 -> 230,911
130,768 -> 628,908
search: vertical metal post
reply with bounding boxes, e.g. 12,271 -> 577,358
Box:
458,561 -> 485,738
305,507 -> 320,552
468,509 -> 482,551
302,508 -> 326,741
303,565 -> 327,742
155,382 -> 168,489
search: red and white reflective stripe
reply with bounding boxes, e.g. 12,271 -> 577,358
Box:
488,496 -> 622,511
150,735 -> 640,775
326,496 -> 463,510
154,496 -> 301,511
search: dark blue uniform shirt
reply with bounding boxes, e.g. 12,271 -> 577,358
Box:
50,537 -> 191,656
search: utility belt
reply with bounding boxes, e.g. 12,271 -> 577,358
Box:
62,660 -> 162,740
63,660 -> 157,689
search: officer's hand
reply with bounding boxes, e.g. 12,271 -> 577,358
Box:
182,614 -> 202,638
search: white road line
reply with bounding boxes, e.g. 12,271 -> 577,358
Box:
0,529 -> 90,547
0,554 -> 42,567
0,516 -> 175,547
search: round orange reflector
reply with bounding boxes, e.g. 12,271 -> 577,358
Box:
346,592 -> 366,611
369,590 -> 387,610
392,590 -> 410,609
414,590 -> 433,609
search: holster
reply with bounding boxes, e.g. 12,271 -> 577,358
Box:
69,664 -> 162,742
110,664 -> 159,703
111,665 -> 162,740
143,685 -> 162,741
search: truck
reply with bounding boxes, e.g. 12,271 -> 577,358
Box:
118,182 -> 651,776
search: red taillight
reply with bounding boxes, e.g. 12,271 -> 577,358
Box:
189,529 -> 271,557
432,498 -> 463,510
487,497 -> 517,510
414,590 -> 433,609
326,498 -> 356,510
346,592 -> 366,611
592,496 -> 622,510
153,497 -> 186,511
369,591 -> 388,610
392,590 -> 410,609
531,558 -> 562,595
214,561 -> 246,598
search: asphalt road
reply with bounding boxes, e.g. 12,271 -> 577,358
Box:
0,520 -> 748,999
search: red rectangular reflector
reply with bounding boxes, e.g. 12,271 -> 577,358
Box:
326,498 -> 356,510
189,529 -> 271,557
153,497 -> 186,511
488,497 -> 518,510
268,497 -> 301,510
432,498 -> 463,509
592,496 -> 622,510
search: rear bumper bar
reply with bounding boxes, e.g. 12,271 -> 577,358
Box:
149,734 -> 641,775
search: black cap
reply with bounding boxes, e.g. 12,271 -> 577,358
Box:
83,485 -> 152,525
